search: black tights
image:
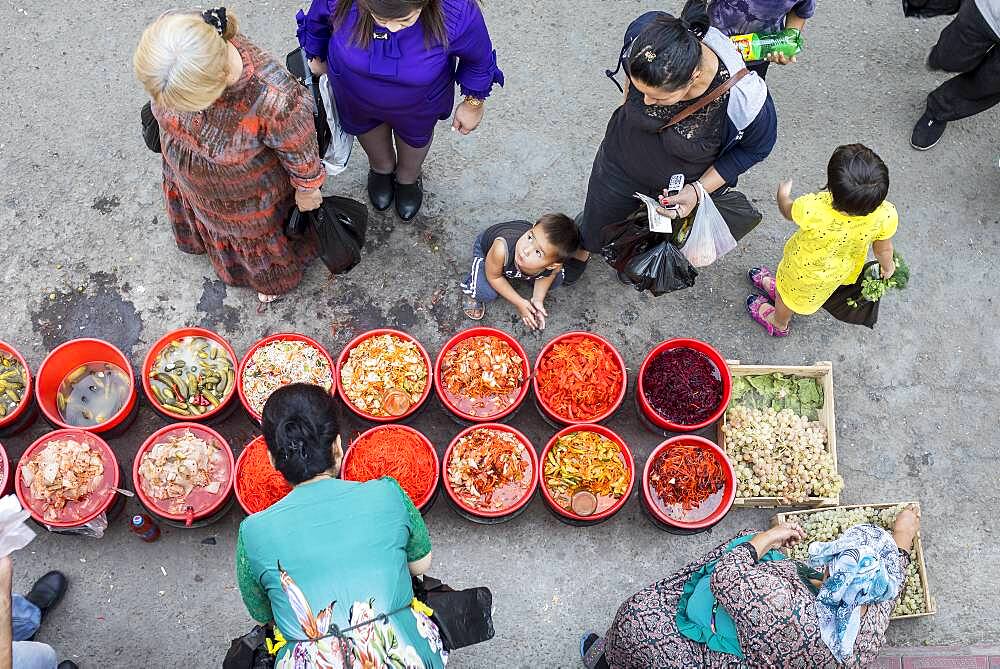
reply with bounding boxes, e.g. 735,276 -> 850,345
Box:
357,124 -> 433,184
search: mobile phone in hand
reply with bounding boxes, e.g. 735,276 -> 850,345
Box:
660,174 -> 685,210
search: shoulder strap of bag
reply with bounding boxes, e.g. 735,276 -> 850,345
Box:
659,68 -> 749,132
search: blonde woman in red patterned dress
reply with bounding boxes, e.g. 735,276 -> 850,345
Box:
134,7 -> 324,303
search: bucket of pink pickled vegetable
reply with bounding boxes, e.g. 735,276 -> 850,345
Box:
435,328 -> 530,425
636,339 -> 731,434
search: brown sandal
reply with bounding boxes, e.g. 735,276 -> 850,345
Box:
463,298 -> 485,321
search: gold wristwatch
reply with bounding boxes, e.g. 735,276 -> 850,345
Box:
463,95 -> 485,108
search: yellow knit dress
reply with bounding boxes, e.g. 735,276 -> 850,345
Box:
775,192 -> 898,315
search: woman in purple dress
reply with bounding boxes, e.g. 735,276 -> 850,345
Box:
299,0 -> 504,220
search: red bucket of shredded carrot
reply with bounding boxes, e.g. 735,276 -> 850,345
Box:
442,423 -> 538,524
337,330 -> 433,423
636,338 -> 732,434
234,436 -> 293,514
342,425 -> 440,512
533,332 -> 627,426
435,328 -> 530,424
641,435 -> 735,534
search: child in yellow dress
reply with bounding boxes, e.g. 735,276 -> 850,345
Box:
746,144 -> 898,336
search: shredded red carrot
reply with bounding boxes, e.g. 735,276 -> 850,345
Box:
648,444 -> 726,511
537,335 -> 623,421
343,427 -> 436,506
237,439 -> 293,513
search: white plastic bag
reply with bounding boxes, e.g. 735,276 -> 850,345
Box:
44,512 -> 108,538
0,495 -> 36,556
318,74 -> 353,176
680,182 -> 737,267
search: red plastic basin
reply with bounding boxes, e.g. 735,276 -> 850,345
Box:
238,333 -> 336,423
35,339 -> 137,434
0,340 -> 36,434
336,329 -> 433,423
132,423 -> 234,526
142,327 -> 239,421
538,424 -> 635,523
342,424 -> 440,511
641,435 -> 736,532
16,429 -> 120,528
636,338 -> 732,432
533,331 -> 628,425
442,423 -> 538,520
435,327 -> 530,423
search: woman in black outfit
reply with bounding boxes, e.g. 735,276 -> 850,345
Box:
565,1 -> 778,282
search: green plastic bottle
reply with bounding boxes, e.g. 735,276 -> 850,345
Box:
730,28 -> 803,62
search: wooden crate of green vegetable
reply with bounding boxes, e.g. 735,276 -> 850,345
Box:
718,362 -> 841,509
770,502 -> 936,620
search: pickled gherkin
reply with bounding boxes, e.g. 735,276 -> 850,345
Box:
149,336 -> 235,416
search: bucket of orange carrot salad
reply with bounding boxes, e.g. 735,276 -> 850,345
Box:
435,328 -> 530,425
533,332 -> 627,427
342,425 -> 440,514
336,330 -> 433,423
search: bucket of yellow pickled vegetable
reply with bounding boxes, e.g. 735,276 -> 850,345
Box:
35,339 -> 139,436
133,423 -> 235,528
539,425 -> 635,526
435,327 -> 530,425
142,328 -> 239,424
336,329 -> 433,423
238,333 -> 336,423
0,340 -> 38,437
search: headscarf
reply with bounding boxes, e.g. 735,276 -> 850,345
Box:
807,523 -> 903,662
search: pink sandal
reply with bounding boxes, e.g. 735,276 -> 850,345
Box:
746,295 -> 789,337
747,267 -> 777,302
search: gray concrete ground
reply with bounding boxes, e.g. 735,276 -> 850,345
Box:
0,0 -> 998,667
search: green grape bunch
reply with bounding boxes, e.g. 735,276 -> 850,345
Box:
782,505 -> 927,617
723,406 -> 844,502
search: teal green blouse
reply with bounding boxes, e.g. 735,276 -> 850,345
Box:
236,477 -> 443,668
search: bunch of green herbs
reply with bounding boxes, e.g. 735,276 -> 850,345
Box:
849,252 -> 910,308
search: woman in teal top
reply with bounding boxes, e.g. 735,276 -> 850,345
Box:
236,383 -> 446,669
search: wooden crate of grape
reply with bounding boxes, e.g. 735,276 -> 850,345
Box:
718,362 -> 841,509
770,503 -> 936,620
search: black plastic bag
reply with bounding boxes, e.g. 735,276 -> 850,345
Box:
902,0 -> 959,17
285,47 -> 332,157
821,261 -> 880,328
624,239 -> 698,296
222,625 -> 274,669
286,196 -> 368,274
599,210 -> 659,272
413,576 -> 494,651
140,102 -> 161,154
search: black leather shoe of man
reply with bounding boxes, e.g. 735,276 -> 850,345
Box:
367,170 -> 395,211
395,177 -> 423,221
26,571 -> 68,621
58,661 -> 79,669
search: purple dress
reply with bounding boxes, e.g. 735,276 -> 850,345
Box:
708,0 -> 816,35
298,0 -> 503,147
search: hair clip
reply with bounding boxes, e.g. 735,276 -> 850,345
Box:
202,7 -> 228,37
643,50 -> 657,63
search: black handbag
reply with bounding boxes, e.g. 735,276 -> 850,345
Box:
222,625 -> 275,669
821,261 -> 880,328
285,46 -> 332,158
412,576 -> 495,651
141,101 -> 161,153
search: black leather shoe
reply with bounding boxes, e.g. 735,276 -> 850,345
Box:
58,662 -> 79,669
26,571 -> 68,621
395,177 -> 423,221
367,169 -> 395,211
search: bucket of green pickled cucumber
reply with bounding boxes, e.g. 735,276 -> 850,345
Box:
142,328 -> 239,423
